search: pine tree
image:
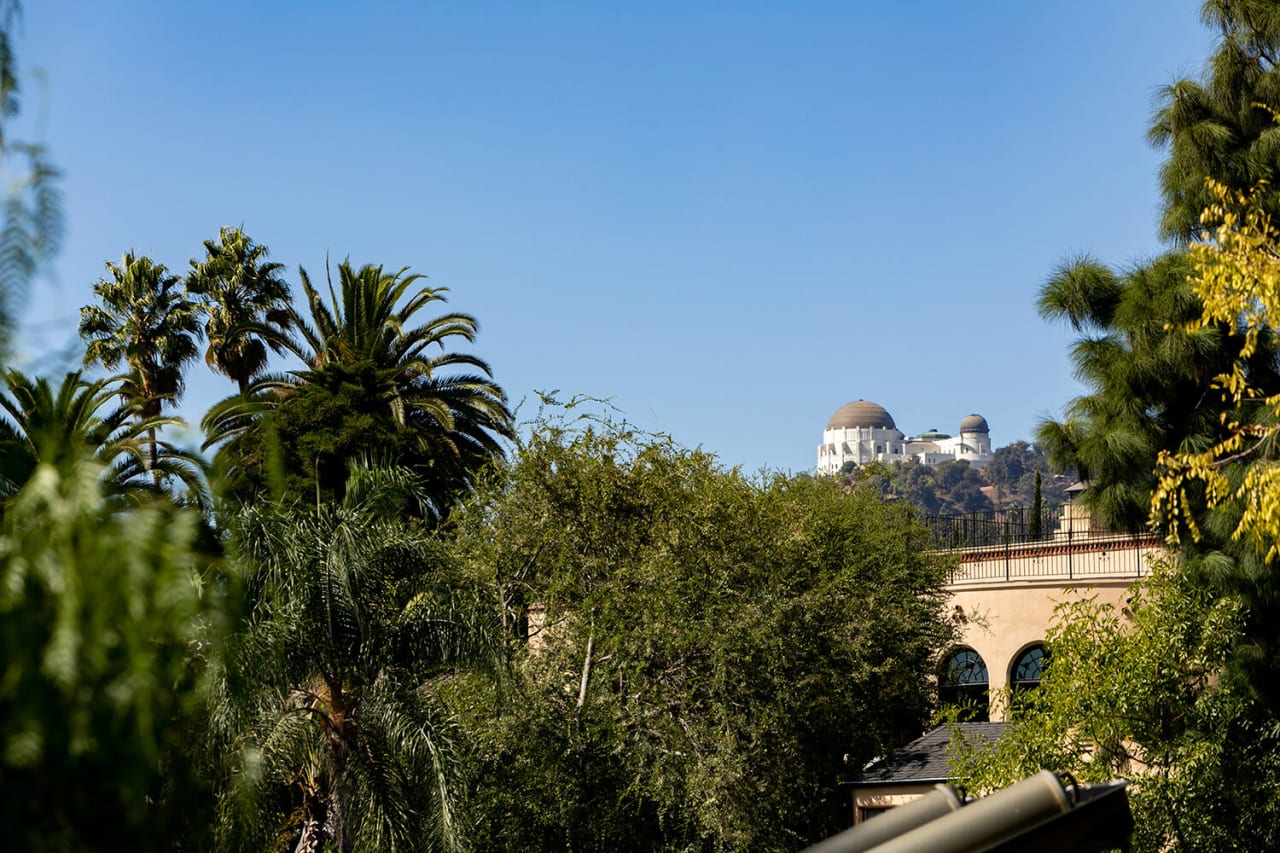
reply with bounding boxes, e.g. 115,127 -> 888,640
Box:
1029,471 -> 1043,540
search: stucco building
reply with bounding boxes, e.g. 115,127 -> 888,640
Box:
841,493 -> 1160,826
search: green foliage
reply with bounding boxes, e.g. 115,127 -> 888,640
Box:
448,408 -> 957,851
212,463 -> 498,853
985,440 -> 1069,507
1150,0 -> 1280,241
0,368 -> 208,509
1145,182 -> 1280,714
187,226 -> 292,392
880,458 -> 993,515
207,360 -> 432,509
842,444 -> 1067,517
79,252 -> 203,419
1034,251 -> 1280,531
203,260 -> 512,513
0,453 -> 221,850
950,560 -> 1280,851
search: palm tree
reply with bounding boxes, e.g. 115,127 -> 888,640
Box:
0,368 -> 208,509
79,253 -> 202,483
187,226 -> 292,393
212,463 -> 496,853
203,260 -> 512,514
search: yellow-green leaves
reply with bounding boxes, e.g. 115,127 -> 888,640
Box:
1153,181 -> 1280,561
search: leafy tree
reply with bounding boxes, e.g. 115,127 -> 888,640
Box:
0,368 -> 208,509
934,459 -> 993,513
207,360 -> 430,508
187,226 -> 292,393
950,560 -> 1280,852
203,260 -> 512,512
212,463 -> 497,853
448,409 -> 957,851
1150,0 -> 1280,241
1034,251 -> 1280,531
0,451 -> 221,850
1152,181 -> 1280,710
985,440 -> 1033,504
984,440 -> 1069,507
889,459 -> 943,514
79,253 -> 203,482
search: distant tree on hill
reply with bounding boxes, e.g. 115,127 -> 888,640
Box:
987,441 -> 1036,504
929,460 -> 989,513
876,459 -> 990,515
835,443 -> 1071,517
986,440 -> 1070,508
890,460 -> 943,514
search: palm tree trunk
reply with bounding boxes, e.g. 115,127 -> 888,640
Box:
324,676 -> 355,853
331,758 -> 353,853
150,425 -> 161,488
292,794 -> 327,853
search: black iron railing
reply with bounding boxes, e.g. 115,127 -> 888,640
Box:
925,505 -> 1160,584
925,504 -> 1068,550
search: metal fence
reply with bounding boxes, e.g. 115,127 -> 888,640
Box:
925,505 -> 1068,550
925,505 -> 1159,585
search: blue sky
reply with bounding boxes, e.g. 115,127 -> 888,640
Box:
13,2 -> 1214,474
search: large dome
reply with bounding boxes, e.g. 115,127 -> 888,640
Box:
826,400 -> 897,431
959,414 -> 989,433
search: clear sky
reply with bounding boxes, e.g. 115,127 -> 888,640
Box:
12,1 -> 1216,474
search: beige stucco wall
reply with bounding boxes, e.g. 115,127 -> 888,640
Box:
850,783 -> 940,824
945,542 -> 1161,720
948,579 -> 1129,719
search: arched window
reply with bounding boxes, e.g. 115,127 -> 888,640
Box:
938,647 -> 989,722
1010,644 -> 1048,693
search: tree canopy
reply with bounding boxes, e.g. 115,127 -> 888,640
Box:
211,463 -> 497,853
1152,0 -> 1280,240
1032,251 -> 1280,531
187,226 -> 292,393
203,260 -> 512,514
950,561 -> 1280,852
447,409 -> 958,851
0,453 -> 220,850
0,368 -> 207,510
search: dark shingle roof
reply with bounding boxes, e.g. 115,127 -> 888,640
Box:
848,723 -> 1007,786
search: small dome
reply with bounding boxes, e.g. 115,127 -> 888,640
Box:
960,414 -> 989,433
915,429 -> 951,441
827,400 -> 896,431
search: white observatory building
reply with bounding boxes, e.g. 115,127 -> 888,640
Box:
816,400 -> 993,474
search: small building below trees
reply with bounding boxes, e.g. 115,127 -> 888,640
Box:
844,723 -> 1008,825
839,490 -> 1159,827
930,493 -> 1158,723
